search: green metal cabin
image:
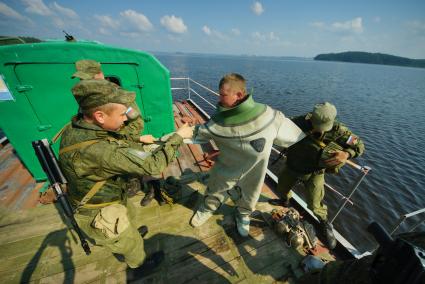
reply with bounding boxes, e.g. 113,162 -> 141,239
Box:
0,40 -> 175,181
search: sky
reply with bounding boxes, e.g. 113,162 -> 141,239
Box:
0,0 -> 424,58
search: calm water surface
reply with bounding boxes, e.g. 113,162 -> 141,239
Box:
156,53 -> 425,252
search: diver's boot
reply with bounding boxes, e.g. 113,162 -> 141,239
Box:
128,251 -> 165,279
268,198 -> 290,207
138,225 -> 148,238
319,220 -> 337,250
190,209 -> 213,227
140,183 -> 155,206
235,215 -> 250,237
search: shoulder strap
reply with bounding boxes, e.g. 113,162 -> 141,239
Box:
75,180 -> 107,209
59,139 -> 100,155
308,132 -> 327,148
52,122 -> 71,144
59,138 -> 106,208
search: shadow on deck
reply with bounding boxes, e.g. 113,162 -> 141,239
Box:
0,101 -> 334,283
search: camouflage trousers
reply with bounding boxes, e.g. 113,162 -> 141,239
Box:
74,201 -> 145,268
277,164 -> 328,221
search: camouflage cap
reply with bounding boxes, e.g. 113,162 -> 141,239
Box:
71,79 -> 135,110
310,102 -> 337,132
72,60 -> 102,80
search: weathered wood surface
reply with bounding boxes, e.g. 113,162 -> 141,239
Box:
0,102 -> 335,283
0,177 -> 327,283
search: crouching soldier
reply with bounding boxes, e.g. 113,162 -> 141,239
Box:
271,102 -> 365,249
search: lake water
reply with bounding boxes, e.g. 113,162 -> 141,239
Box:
156,53 -> 425,252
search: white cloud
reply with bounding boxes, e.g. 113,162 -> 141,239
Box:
120,10 -> 153,32
269,31 -> 279,41
23,0 -> 52,16
50,2 -> 78,19
331,17 -> 363,33
312,17 -> 364,34
0,2 -> 31,22
202,25 -> 211,35
99,27 -> 111,36
311,22 -> 325,28
160,15 -> 187,34
252,31 -> 265,41
251,1 -> 264,16
252,31 -> 279,42
120,31 -> 140,39
167,34 -> 183,42
231,28 -> 240,36
201,25 -> 228,40
95,15 -> 119,30
51,16 -> 64,28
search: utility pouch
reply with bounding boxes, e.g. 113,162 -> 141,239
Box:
318,141 -> 345,173
91,204 -> 129,239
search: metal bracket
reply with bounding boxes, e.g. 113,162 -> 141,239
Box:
16,85 -> 33,92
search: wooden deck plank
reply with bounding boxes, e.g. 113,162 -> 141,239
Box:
0,101 -> 330,284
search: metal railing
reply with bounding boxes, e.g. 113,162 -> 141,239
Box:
389,208 -> 425,236
170,77 -> 371,224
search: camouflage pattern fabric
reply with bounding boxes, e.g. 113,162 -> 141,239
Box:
72,59 -> 102,80
277,114 -> 364,221
59,117 -> 183,204
71,79 -> 135,110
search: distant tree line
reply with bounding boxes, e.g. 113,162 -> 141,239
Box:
314,51 -> 425,68
0,36 -> 42,46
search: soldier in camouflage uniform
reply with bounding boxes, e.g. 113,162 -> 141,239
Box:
59,79 -> 193,276
72,59 -> 153,144
271,102 -> 365,249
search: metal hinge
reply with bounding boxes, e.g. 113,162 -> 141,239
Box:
132,84 -> 144,89
37,125 -> 52,131
16,85 -> 33,92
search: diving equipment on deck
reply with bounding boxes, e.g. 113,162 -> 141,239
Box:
271,208 -> 318,250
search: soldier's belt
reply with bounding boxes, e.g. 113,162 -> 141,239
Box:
72,198 -> 122,209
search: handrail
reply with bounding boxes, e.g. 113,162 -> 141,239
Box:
170,77 -> 371,224
389,208 -> 425,236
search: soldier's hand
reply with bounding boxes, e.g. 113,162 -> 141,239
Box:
324,150 -> 350,167
139,135 -> 156,144
176,123 -> 194,139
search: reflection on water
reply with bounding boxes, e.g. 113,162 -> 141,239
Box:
157,53 -> 425,252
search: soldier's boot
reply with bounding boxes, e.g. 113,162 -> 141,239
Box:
138,225 -> 148,238
319,220 -> 337,250
190,209 -> 213,227
128,251 -> 165,279
235,215 -> 250,237
140,182 -> 156,206
268,198 -> 290,207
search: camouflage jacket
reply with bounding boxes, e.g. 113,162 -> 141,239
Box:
117,102 -> 144,142
59,117 -> 182,204
286,114 -> 365,174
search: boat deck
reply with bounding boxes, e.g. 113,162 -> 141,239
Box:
0,101 -> 335,283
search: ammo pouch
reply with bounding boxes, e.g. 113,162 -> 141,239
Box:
317,141 -> 345,174
91,204 -> 129,239
272,208 -> 318,250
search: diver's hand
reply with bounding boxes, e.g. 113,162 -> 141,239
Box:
176,123 -> 194,139
324,150 -> 350,167
139,135 -> 156,144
